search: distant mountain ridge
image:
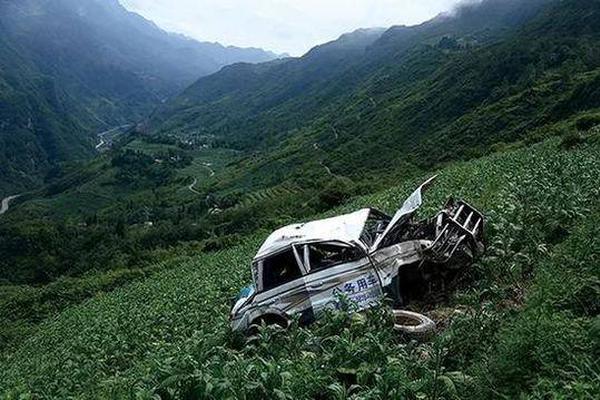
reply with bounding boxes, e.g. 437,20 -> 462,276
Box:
1,0 -> 279,124
151,0 -> 600,194
0,0 -> 278,192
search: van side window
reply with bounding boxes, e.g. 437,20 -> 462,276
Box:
307,243 -> 362,272
261,249 -> 302,291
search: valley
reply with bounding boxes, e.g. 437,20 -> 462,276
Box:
0,0 -> 279,193
0,0 -> 599,398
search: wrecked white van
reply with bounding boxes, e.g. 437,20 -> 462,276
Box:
231,176 -> 484,332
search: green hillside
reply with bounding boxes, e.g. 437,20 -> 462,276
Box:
0,26 -> 93,194
1,1 -> 599,397
0,0 -> 278,193
1,136 -> 599,399
151,0 -> 600,193
2,0 -> 600,356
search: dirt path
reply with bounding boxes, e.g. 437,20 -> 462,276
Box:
188,178 -> 201,195
202,163 -> 215,177
0,195 -> 21,216
187,162 -> 216,195
320,161 -> 336,177
331,125 -> 340,139
312,141 -> 340,178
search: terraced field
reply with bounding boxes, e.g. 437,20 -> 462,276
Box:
234,185 -> 302,210
1,137 -> 599,399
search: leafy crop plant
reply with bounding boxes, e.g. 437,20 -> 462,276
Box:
1,137 -> 599,399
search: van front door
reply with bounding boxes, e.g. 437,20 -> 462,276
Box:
251,246 -> 310,322
302,242 -> 382,313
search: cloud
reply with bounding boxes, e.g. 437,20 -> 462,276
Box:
120,0 -> 463,56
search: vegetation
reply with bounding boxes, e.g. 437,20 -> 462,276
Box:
0,0 -> 277,193
3,0 -> 600,361
1,0 -> 600,398
0,133 -> 359,286
150,0 -> 600,197
1,137 -> 599,398
0,134 -> 332,351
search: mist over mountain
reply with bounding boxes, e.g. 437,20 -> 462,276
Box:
151,0 -> 586,194
0,0 -> 278,192
2,0 -> 279,112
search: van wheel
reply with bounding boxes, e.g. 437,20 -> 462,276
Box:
392,310 -> 436,335
248,314 -> 289,335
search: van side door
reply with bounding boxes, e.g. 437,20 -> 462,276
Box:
250,246 -> 310,321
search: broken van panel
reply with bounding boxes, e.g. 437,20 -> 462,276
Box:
230,176 -> 485,332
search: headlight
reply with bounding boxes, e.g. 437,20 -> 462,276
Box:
231,285 -> 256,317
236,284 -> 256,301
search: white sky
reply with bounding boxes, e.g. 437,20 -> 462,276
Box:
119,0 -> 464,56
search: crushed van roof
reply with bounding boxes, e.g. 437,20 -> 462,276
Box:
254,209 -> 371,260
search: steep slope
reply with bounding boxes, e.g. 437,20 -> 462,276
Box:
0,24 -> 92,192
151,27 -> 386,147
151,27 -> 388,144
151,0 -> 600,191
0,0 -> 278,193
1,4 -> 599,389
2,137 -> 599,398
1,0 -> 279,124
152,0 -> 554,140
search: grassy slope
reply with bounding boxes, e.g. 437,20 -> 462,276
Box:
1,136 -> 599,399
0,141 -> 246,347
150,0 -> 600,197
9,141 -> 239,221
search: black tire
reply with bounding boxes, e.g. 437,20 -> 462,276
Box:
247,314 -> 289,335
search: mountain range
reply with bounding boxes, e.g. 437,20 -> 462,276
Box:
1,2 -> 600,395
3,0 -> 599,236
1,0 -> 598,281
150,0 -> 600,196
0,0 -> 278,193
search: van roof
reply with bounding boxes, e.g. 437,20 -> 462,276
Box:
254,209 -> 372,260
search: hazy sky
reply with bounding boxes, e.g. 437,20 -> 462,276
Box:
120,0 -> 464,56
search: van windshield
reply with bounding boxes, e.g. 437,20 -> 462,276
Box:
360,209 -> 391,248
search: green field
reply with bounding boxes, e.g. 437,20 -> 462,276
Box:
2,136 -> 599,399
8,143 -> 240,221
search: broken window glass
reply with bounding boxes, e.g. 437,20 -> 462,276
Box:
306,243 -> 363,272
360,209 -> 391,248
261,249 -> 302,291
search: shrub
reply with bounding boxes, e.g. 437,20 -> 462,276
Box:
575,114 -> 600,131
561,131 -> 586,149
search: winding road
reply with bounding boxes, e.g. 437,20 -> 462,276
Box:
202,163 -> 216,177
0,195 -> 21,216
188,178 -> 201,195
187,163 -> 216,195
320,161 -> 335,177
